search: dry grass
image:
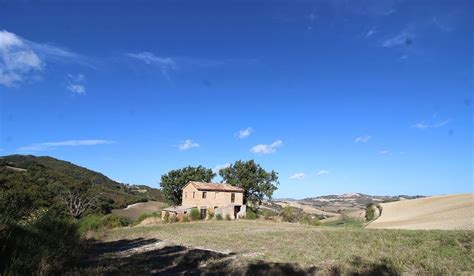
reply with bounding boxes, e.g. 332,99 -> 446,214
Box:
102,220 -> 473,274
111,201 -> 166,221
368,193 -> 474,230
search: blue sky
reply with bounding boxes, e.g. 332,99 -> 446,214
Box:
0,0 -> 472,198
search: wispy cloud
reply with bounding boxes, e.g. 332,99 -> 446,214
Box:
213,163 -> 230,174
413,119 -> 451,130
354,135 -> 371,143
66,73 -> 86,94
366,28 -> 377,38
236,127 -> 253,139
382,31 -> 414,48
250,140 -> 283,154
307,11 -> 317,31
178,139 -> 199,151
18,139 -> 114,152
290,173 -> 305,180
0,30 -> 93,87
126,52 -> 178,80
379,149 -> 391,155
317,170 -> 330,176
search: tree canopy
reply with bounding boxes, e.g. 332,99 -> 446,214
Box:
160,166 -> 215,205
219,160 -> 279,207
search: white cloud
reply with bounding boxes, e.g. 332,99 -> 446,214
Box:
0,30 -> 93,87
366,28 -> 377,38
379,150 -> 391,155
178,139 -> 199,151
354,135 -> 371,143
67,84 -> 85,94
236,127 -> 253,139
0,30 -> 42,87
413,119 -> 451,130
18,139 -> 114,152
250,140 -> 283,154
213,163 -> 230,174
66,73 -> 86,94
290,173 -> 305,180
317,170 -> 330,176
382,31 -> 414,48
126,52 -> 177,80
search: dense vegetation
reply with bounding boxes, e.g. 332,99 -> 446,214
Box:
0,154 -> 163,275
160,166 -> 215,205
219,160 -> 279,207
0,155 -> 163,214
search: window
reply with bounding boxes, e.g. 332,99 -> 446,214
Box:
231,193 -> 235,203
202,192 -> 207,199
185,192 -> 187,198
193,191 -> 195,199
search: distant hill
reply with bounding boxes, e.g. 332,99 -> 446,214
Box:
0,155 -> 163,210
280,193 -> 424,213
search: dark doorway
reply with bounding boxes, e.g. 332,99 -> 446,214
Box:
234,206 -> 241,219
200,208 -> 207,219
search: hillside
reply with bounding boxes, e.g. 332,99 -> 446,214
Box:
0,155 -> 163,210
367,193 -> 474,230
299,193 -> 424,213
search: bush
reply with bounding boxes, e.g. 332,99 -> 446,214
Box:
365,204 -> 375,221
281,206 -> 297,222
0,213 -> 84,275
163,212 -> 170,223
180,214 -> 189,223
225,214 -> 231,221
78,214 -> 102,234
133,212 -> 161,226
100,214 -> 130,229
189,208 -> 201,221
207,208 -> 214,219
216,214 -> 223,221
260,209 -> 276,220
246,208 -> 258,220
299,214 -> 321,226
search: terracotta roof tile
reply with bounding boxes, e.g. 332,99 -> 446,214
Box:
188,181 -> 244,192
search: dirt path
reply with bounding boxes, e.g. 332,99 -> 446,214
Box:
367,193 -> 474,230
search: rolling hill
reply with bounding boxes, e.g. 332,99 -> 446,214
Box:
0,155 -> 163,210
367,193 -> 474,230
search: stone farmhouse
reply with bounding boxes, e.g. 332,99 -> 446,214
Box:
162,181 -> 246,220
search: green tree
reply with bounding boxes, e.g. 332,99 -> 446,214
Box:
160,166 -> 215,205
219,160 -> 279,208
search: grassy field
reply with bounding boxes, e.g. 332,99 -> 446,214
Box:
111,201 -> 166,221
92,220 -> 473,274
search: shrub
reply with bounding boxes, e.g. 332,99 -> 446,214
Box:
299,214 -> 321,226
0,213 -> 84,275
100,214 -> 130,229
216,214 -> 223,221
169,214 -> 179,223
180,215 -> 189,223
225,214 -> 231,221
281,206 -> 297,222
365,204 -> 375,221
207,208 -> 214,220
78,214 -> 102,234
163,212 -> 170,223
260,209 -> 276,220
246,208 -> 258,220
133,212 -> 161,226
189,208 -> 201,221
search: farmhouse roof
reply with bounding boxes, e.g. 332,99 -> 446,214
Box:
187,181 -> 245,192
